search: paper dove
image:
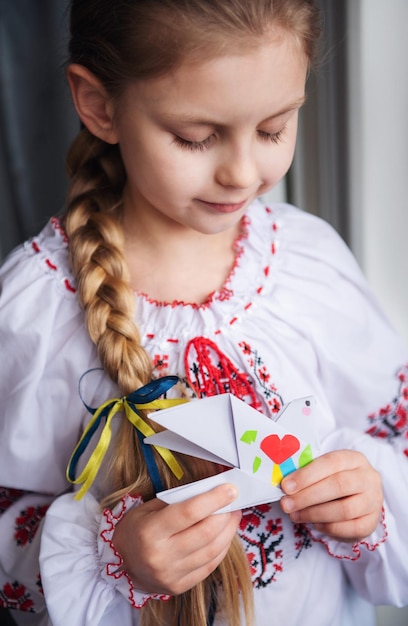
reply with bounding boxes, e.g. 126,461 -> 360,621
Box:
144,394 -> 319,513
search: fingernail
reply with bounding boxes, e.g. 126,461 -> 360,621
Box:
226,484 -> 238,500
281,497 -> 295,513
282,478 -> 296,494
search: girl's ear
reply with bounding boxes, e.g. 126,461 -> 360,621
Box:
67,64 -> 118,144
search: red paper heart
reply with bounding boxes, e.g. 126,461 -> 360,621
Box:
260,434 -> 300,464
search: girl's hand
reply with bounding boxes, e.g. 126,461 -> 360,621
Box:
112,484 -> 241,595
280,450 -> 383,542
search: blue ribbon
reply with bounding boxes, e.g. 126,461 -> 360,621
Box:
67,372 -> 185,497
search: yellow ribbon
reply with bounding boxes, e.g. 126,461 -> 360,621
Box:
67,395 -> 187,500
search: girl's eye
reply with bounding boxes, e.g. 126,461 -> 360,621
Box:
257,128 -> 286,145
173,127 -> 286,151
173,135 -> 215,152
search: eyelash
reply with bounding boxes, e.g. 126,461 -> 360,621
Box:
173,127 -> 286,152
173,135 -> 215,152
257,128 -> 286,144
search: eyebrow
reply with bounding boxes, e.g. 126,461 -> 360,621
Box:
162,96 -> 307,127
260,96 -> 307,123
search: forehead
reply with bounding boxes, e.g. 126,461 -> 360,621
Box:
124,32 -> 308,124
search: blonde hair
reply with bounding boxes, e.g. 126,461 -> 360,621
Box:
64,1 -> 321,624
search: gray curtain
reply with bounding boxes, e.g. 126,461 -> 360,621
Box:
288,0 -> 350,242
0,0 -> 78,258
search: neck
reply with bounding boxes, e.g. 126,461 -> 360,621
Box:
122,213 -> 242,305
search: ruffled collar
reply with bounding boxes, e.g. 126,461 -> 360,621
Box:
134,199 -> 282,343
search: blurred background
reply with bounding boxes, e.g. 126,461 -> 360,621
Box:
0,1 -> 407,624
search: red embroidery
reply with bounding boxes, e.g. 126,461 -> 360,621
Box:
239,341 -> 283,415
239,505 -> 285,588
36,574 -> 43,596
184,337 -> 259,408
14,505 -> 49,546
366,364 -> 408,456
258,366 -> 270,383
293,523 -> 313,558
30,224 -> 76,293
45,258 -> 57,271
306,507 -> 387,561
100,495 -> 170,609
64,278 -> 76,293
0,488 -> 24,515
0,581 -> 34,612
153,354 -> 169,372
101,495 -> 148,608
51,216 -> 69,243
218,287 -> 234,302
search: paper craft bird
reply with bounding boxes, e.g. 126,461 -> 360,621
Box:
144,393 -> 319,513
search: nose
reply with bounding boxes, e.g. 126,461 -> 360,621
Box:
215,142 -> 259,190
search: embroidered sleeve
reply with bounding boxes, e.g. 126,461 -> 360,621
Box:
365,363 -> 408,456
304,507 -> 387,561
316,415 -> 408,605
0,488 -> 51,615
40,492 -> 170,626
99,494 -> 171,608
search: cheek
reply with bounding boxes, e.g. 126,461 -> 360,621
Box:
258,141 -> 297,196
122,139 -> 170,187
281,141 -> 297,174
264,145 -> 295,184
268,121 -> 299,179
126,149 -> 199,204
140,139 -> 203,179
157,152 -> 212,194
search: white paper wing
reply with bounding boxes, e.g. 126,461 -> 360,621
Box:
156,468 -> 283,513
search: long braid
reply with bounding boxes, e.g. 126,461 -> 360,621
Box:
64,129 -> 157,498
64,129 -> 153,395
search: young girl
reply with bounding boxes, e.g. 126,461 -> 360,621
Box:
1,1 -> 407,624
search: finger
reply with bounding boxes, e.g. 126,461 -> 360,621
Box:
174,509 -> 242,570
140,510 -> 242,596
156,483 -> 239,536
311,512 -> 381,543
162,514 -> 241,594
159,537 -> 234,595
281,467 -> 380,514
114,487 -> 240,589
281,450 -> 365,495
286,493 -> 380,525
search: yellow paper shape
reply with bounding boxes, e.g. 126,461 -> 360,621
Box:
271,463 -> 283,486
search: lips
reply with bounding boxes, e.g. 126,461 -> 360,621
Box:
197,199 -> 248,214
